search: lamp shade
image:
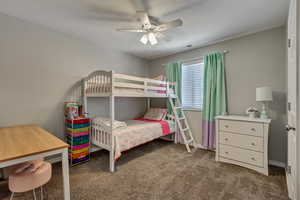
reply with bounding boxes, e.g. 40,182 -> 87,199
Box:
256,87 -> 273,101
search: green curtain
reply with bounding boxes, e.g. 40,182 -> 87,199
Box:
202,52 -> 227,149
165,62 -> 182,114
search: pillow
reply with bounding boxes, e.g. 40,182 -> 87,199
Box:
151,75 -> 167,94
143,108 -> 167,121
152,74 -> 166,81
93,117 -> 127,129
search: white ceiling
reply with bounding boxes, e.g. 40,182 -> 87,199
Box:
0,0 -> 290,60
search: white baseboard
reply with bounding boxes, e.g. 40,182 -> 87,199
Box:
194,143 -> 286,169
269,160 -> 286,168
194,143 -> 211,151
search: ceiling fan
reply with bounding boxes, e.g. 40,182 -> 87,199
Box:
116,11 -> 183,45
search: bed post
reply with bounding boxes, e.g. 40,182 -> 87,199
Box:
109,71 -> 115,172
173,81 -> 178,144
147,98 -> 150,109
82,78 -> 88,117
166,81 -> 169,97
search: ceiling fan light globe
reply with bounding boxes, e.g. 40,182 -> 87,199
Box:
148,32 -> 158,45
140,34 -> 148,45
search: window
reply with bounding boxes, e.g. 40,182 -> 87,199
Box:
181,61 -> 204,110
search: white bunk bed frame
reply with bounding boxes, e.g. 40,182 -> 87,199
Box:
82,70 -> 178,172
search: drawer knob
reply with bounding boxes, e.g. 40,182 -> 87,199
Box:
225,125 -> 229,128
251,128 -> 256,131
251,142 -> 256,146
224,138 -> 229,141
251,157 -> 256,161
225,151 -> 229,154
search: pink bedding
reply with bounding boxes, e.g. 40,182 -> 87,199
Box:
134,118 -> 170,136
114,119 -> 172,160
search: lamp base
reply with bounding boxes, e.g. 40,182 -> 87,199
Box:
260,112 -> 268,119
260,102 -> 269,119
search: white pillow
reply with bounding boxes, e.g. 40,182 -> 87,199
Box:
143,108 -> 167,121
93,117 -> 127,129
152,74 -> 166,81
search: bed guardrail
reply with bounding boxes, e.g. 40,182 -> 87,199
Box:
91,120 -> 113,150
84,70 -> 112,96
83,70 -> 176,97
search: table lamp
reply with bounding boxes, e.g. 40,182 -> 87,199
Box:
256,87 -> 273,119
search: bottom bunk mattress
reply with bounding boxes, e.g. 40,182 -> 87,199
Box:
113,119 -> 175,159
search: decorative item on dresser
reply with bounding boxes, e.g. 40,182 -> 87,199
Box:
256,87 -> 273,119
246,107 -> 258,118
215,115 -> 271,176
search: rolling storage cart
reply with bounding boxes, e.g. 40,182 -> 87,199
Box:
65,117 -> 91,166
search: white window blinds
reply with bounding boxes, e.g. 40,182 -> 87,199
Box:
182,61 -> 204,110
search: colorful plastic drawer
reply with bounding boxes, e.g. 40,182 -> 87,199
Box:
67,134 -> 89,142
72,156 -> 89,164
71,143 -> 89,151
71,147 -> 89,154
65,122 -> 90,129
71,151 -> 89,159
66,131 -> 89,137
66,118 -> 90,124
66,127 -> 89,133
67,138 -> 89,146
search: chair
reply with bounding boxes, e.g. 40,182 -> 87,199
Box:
8,159 -> 52,200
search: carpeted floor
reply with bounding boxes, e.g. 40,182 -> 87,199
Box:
0,140 -> 288,200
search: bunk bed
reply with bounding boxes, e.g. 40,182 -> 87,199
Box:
83,70 -> 176,98
82,70 -> 193,172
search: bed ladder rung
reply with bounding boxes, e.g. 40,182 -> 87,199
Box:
182,128 -> 189,132
186,139 -> 193,144
168,96 -> 195,153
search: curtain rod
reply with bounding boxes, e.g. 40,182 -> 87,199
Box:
161,50 -> 229,66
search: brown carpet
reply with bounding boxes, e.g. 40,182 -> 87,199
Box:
0,140 -> 288,200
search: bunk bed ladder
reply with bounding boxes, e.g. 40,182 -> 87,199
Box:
168,96 -> 195,153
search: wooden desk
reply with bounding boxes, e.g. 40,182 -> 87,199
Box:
0,125 -> 70,200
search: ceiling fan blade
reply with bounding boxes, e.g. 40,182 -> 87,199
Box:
116,28 -> 146,33
155,32 -> 171,42
136,11 -> 151,28
156,19 -> 183,32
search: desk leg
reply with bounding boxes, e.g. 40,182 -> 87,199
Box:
62,148 -> 70,200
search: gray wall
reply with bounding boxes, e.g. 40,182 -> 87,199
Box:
149,26 -> 287,163
0,13 -> 149,139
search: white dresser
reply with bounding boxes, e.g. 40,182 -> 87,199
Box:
215,115 -> 271,175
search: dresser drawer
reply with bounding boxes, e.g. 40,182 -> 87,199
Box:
219,120 -> 263,137
219,132 -> 263,152
219,144 -> 263,167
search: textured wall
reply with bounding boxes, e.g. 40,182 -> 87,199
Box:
0,13 -> 149,139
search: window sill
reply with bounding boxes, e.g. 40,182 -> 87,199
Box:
182,108 -> 202,112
